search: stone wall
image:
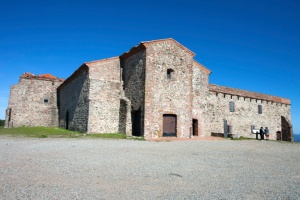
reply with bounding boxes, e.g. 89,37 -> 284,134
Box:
206,84 -> 292,139
192,61 -> 211,136
5,38 -> 293,141
86,58 -> 122,134
143,39 -> 194,138
57,66 -> 89,132
5,73 -> 63,128
121,49 -> 146,136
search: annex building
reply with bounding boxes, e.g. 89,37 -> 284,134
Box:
5,38 -> 293,141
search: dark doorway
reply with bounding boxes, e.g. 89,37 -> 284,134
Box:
131,109 -> 142,136
281,116 -> 292,141
163,114 -> 177,137
118,99 -> 127,133
192,119 -> 198,136
65,111 -> 69,130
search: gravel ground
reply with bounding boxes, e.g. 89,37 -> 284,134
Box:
0,136 -> 299,200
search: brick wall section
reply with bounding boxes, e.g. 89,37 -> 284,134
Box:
143,39 -> 194,138
5,73 -> 63,128
57,66 -> 90,132
86,57 -> 122,133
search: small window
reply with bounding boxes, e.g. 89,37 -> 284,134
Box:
258,105 -> 262,114
229,101 -> 235,112
44,99 -> 49,103
167,69 -> 174,79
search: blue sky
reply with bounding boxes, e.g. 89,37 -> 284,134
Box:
1,0 -> 299,133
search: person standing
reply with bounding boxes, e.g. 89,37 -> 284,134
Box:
260,127 -> 265,140
264,127 -> 269,140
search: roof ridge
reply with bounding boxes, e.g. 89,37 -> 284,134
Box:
85,56 -> 119,65
193,60 -> 211,75
142,38 -> 195,56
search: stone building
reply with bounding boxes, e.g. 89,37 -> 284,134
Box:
5,73 -> 64,128
5,38 -> 293,141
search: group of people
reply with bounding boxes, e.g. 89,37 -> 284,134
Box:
256,127 -> 269,140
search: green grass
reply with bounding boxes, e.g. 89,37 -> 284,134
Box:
0,126 -> 130,139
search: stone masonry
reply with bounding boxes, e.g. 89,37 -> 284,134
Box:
5,73 -> 64,128
5,38 -> 293,141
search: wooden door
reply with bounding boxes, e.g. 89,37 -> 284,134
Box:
163,115 -> 176,137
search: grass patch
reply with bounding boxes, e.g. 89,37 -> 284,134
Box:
0,126 -> 80,138
0,126 -> 132,140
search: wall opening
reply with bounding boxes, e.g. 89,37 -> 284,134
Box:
163,114 -> 177,137
65,111 -> 69,130
281,116 -> 292,141
258,105 -> 262,114
229,101 -> 235,112
131,109 -> 142,136
167,69 -> 174,80
192,119 -> 198,136
8,108 -> 12,122
118,99 -> 127,134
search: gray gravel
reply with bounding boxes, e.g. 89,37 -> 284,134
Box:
0,136 -> 299,200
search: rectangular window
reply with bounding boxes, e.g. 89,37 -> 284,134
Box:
229,101 -> 235,112
258,105 -> 262,114
167,69 -> 174,80
44,99 -> 49,103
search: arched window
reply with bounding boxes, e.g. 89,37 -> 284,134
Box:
167,69 -> 174,79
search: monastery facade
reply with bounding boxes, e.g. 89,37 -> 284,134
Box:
5,38 -> 293,141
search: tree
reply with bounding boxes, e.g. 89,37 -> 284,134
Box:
0,120 -> 5,126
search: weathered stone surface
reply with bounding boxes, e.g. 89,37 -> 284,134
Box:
86,57 -> 122,134
5,73 -> 63,128
204,90 -> 292,140
144,40 -> 194,138
57,67 -> 89,132
121,49 -> 146,136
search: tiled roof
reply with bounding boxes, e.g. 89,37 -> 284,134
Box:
21,72 -> 63,81
209,84 -> 290,105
